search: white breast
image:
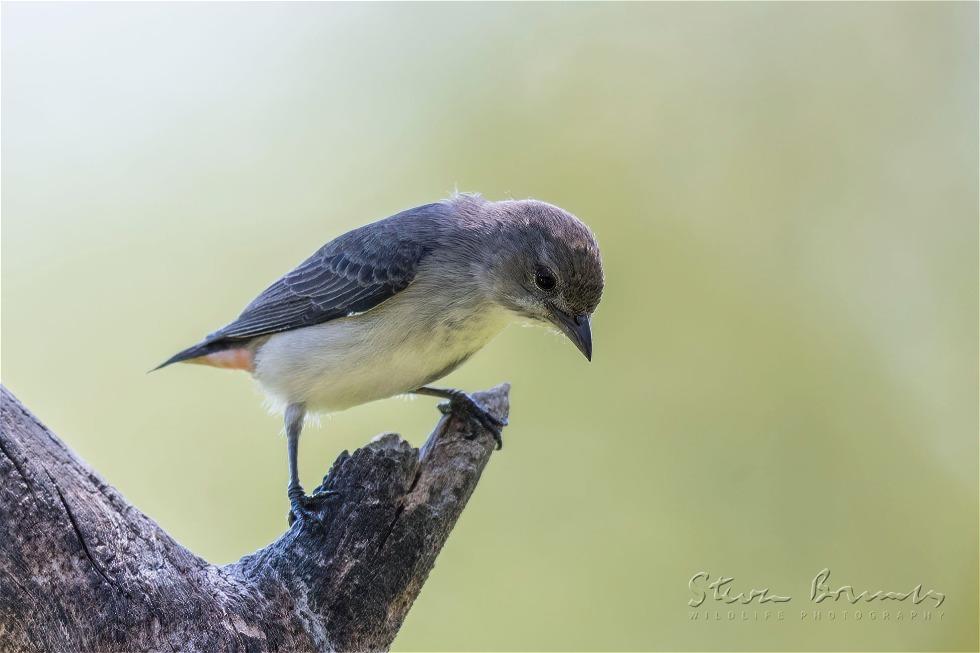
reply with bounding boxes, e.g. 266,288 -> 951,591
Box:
252,284 -> 511,414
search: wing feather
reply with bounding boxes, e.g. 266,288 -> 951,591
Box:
205,203 -> 444,343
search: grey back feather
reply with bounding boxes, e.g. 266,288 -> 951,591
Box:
155,202 -> 451,369
214,202 -> 449,341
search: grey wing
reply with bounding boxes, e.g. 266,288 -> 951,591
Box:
215,235 -> 429,343
154,202 -> 446,370
210,205 -> 443,343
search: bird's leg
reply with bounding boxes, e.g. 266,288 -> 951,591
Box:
285,403 -> 309,524
285,403 -> 305,500
284,402 -> 322,525
412,386 -> 506,449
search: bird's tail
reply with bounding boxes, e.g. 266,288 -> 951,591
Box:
151,340 -> 227,372
151,338 -> 255,373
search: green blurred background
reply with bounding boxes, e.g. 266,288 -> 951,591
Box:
2,2 -> 977,651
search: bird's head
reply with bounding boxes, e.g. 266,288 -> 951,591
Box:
481,199 -> 604,361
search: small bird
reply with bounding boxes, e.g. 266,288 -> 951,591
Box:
157,194 -> 604,522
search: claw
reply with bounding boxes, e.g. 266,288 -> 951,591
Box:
286,485 -> 337,526
444,392 -> 506,450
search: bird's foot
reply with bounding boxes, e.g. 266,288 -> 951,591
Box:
286,484 -> 337,526
438,391 -> 507,450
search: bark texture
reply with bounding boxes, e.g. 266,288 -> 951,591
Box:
0,383 -> 510,652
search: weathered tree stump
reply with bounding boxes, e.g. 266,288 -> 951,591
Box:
0,383 -> 510,652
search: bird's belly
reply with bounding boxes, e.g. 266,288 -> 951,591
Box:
252,303 -> 509,413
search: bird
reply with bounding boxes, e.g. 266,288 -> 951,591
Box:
156,193 -> 604,522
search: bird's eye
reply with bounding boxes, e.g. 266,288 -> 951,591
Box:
534,269 -> 557,292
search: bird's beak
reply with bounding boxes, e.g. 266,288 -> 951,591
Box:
555,311 -> 593,361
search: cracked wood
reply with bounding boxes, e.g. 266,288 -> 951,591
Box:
0,383 -> 510,652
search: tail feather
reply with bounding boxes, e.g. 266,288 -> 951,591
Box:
151,339 -> 230,372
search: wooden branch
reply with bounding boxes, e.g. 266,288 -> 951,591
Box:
0,383 -> 510,652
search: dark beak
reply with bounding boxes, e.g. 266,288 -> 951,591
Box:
555,311 -> 593,361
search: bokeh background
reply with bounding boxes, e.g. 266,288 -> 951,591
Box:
2,2 -> 977,651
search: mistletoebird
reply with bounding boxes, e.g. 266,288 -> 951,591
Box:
157,194 -> 604,522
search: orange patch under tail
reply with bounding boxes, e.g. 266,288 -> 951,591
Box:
188,348 -> 255,372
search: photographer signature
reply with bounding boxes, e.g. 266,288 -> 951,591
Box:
688,569 -> 945,608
